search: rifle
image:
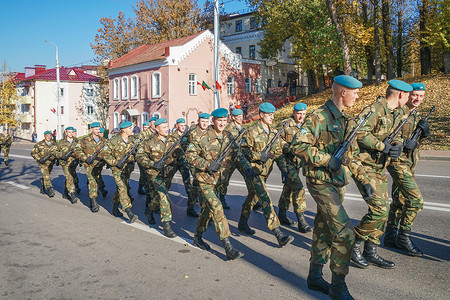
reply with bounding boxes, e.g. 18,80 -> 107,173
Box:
60,147 -> 75,161
153,128 -> 190,167
116,138 -> 144,169
212,128 -> 246,167
260,121 -> 288,163
12,136 -> 34,143
39,152 -> 54,164
85,141 -> 106,165
375,108 -> 416,163
406,106 -> 435,152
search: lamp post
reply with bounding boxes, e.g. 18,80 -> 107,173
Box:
213,0 -> 220,109
45,40 -> 61,139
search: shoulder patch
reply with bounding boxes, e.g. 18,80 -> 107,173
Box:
299,128 -> 308,136
188,143 -> 194,149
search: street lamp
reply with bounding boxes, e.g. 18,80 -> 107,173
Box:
45,40 -> 61,139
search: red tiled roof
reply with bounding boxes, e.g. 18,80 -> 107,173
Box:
22,67 -> 100,82
108,31 -> 205,70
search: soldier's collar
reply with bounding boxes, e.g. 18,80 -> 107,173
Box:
325,99 -> 344,120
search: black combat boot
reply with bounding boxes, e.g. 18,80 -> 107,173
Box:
145,208 -> 156,225
193,231 -> 211,250
4,160 -> 9,166
46,187 -> 55,198
90,197 -> 100,213
186,205 -> 199,218
75,184 -> 81,194
252,201 -> 262,211
125,208 -> 138,224
395,228 -> 423,257
62,188 -> 69,199
272,227 -> 294,247
162,221 -> 177,238
351,237 -> 369,268
40,179 -> 45,194
328,272 -> 354,300
278,209 -> 295,226
383,225 -> 399,249
112,202 -> 123,217
307,263 -> 329,295
238,215 -> 255,235
220,194 -> 230,209
138,184 -> 146,195
69,192 -> 78,204
363,242 -> 395,269
221,237 -> 243,260
100,188 -> 108,198
296,212 -> 313,233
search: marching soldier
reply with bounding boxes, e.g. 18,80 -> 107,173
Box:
351,80 -> 412,269
291,75 -> 373,299
31,130 -> 57,198
277,102 -> 312,233
238,102 -> 294,248
135,118 -> 178,237
0,127 -> 13,166
137,121 -> 155,195
74,122 -> 107,212
102,121 -> 139,223
186,108 -> 255,260
72,128 -> 81,194
56,126 -> 79,204
384,82 -> 429,256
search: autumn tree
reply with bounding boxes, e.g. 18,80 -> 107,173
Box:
0,62 -> 21,127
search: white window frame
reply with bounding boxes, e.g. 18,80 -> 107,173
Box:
254,78 -> 261,94
121,76 -> 128,100
152,112 -> 161,119
189,73 -> 197,95
86,87 -> 94,97
113,112 -> 120,130
131,75 -> 138,99
87,105 -> 94,115
141,112 -> 149,127
152,72 -> 161,98
113,78 -> 119,100
245,78 -> 252,94
227,76 -> 235,95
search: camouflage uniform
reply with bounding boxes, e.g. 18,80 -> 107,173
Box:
0,133 -> 13,163
136,129 -> 154,193
290,99 -> 369,275
353,97 -> 405,245
56,137 -> 79,194
102,134 -> 139,210
386,105 -> 423,231
74,134 -> 107,199
31,139 -> 57,189
185,125 -> 206,202
185,126 -> 250,240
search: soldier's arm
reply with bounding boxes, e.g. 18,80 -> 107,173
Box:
347,132 -> 370,185
30,144 -> 40,161
101,141 -> 118,166
73,139 -> 88,161
356,107 -> 386,152
135,145 -> 153,169
240,129 -> 260,162
185,140 -> 208,172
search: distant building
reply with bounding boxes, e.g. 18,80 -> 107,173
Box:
15,65 -> 101,140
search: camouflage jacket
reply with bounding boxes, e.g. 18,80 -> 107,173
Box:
169,129 -> 190,152
185,126 -> 250,185
135,134 -> 177,178
224,120 -> 243,138
0,134 -> 13,147
240,120 -> 287,177
356,97 -> 404,169
56,137 -> 78,165
134,128 -> 154,142
74,133 -> 107,165
187,124 -> 207,144
31,139 -> 57,166
291,99 -> 369,187
102,134 -> 141,172
278,116 -> 304,168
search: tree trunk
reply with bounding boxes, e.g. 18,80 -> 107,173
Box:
325,0 -> 353,75
397,9 -> 403,77
362,0 -> 374,84
307,69 -> 318,95
444,50 -> 450,74
374,0 -> 382,85
382,0 -> 395,79
420,0 -> 432,75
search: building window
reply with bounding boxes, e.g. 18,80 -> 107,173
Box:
113,112 -> 120,130
236,47 -> 242,55
152,72 -> 161,98
250,17 -> 257,29
113,78 -> 119,100
87,105 -> 94,115
152,112 -> 161,119
141,112 -> 149,127
255,78 -> 261,94
189,73 -> 197,95
21,104 -> 30,113
131,75 -> 138,99
60,106 -> 64,115
227,77 -> 235,95
245,78 -> 252,94
86,87 -> 94,97
235,20 -> 242,32
60,87 -> 64,97
249,45 -> 256,60
121,77 -> 128,99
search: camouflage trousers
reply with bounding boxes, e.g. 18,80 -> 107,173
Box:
386,161 -> 423,231
84,160 -> 106,198
197,182 -> 231,240
147,174 -> 172,222
166,162 -> 196,207
354,168 -> 389,245
61,160 -> 78,193
39,162 -> 54,189
138,164 -> 147,188
216,161 -> 246,197
278,163 -> 306,213
241,174 -> 280,230
112,162 -> 134,210
306,179 -> 354,276
0,145 -> 10,162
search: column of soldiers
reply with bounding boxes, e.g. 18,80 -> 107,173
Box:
29,76 -> 431,300
0,127 -> 13,166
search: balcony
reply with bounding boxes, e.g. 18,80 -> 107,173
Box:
22,95 -> 33,104
21,114 -> 33,123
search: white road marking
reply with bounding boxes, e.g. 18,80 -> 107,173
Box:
6,181 -> 30,190
415,174 -> 450,179
6,154 -> 32,160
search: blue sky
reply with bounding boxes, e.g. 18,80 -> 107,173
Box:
0,0 -> 250,73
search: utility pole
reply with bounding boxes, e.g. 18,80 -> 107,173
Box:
213,0 -> 220,109
45,40 -> 61,139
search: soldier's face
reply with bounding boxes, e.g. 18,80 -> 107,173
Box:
156,123 -> 169,137
150,121 -> 156,130
44,134 -> 52,142
73,132 -> 77,137
177,123 -> 186,133
260,112 -> 274,125
232,114 -> 243,124
213,117 -> 227,133
99,132 -> 104,138
3,130 -> 7,136
122,126 -> 133,136
91,127 -> 100,136
342,88 -> 359,108
198,118 -> 210,130
408,90 -> 425,108
66,130 -> 74,138
143,125 -> 150,131
293,110 -> 306,124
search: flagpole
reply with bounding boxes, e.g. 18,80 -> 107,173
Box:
213,0 -> 220,109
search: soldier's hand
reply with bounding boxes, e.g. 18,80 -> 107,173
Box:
38,158 -> 46,164
327,156 -> 342,172
153,160 -> 165,170
281,171 -> 288,184
363,183 -> 375,200
260,152 -> 274,163
403,139 -> 417,152
389,144 -> 403,159
381,140 -> 392,154
417,119 -> 430,137
207,161 -> 221,173
245,167 -> 256,180
55,159 -> 60,166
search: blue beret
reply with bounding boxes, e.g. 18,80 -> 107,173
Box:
293,103 -> 307,111
3,128 -> 7,131
119,121 -> 132,129
44,130 -> 52,135
259,102 -> 276,113
65,126 -> 74,131
90,122 -> 100,128
154,118 -> 168,126
388,79 -> 413,92
211,108 -> 228,118
100,128 -> 105,133
231,109 -> 243,116
198,113 -> 210,119
411,82 -> 425,91
334,75 -> 362,89
149,116 -> 158,122
176,118 -> 186,123
73,128 -> 77,132
142,121 -> 150,126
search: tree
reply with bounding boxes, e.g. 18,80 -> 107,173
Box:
373,0 -> 382,85
381,0 -> 395,79
0,62 -> 21,127
419,0 -> 432,74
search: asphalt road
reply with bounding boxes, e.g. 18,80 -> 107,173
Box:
1,143 -> 449,300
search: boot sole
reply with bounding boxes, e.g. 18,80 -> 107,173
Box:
307,284 -> 329,295
351,260 -> 369,269
129,215 -> 138,223
193,240 -> 211,251
238,228 -> 255,235
368,262 -> 396,269
227,252 -> 244,260
279,235 -> 294,247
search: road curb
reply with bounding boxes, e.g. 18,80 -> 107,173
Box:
420,156 -> 450,161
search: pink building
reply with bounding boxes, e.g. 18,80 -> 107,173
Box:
107,30 -> 262,130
